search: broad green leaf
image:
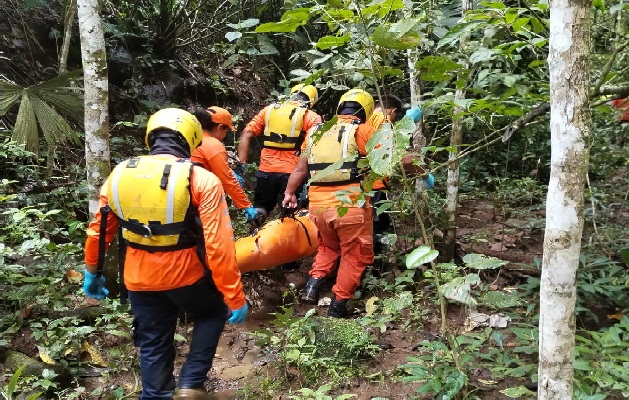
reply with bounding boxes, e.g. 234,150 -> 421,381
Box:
256,10 -> 310,33
440,274 -> 481,305
323,9 -> 355,21
416,56 -> 464,82
463,253 -> 508,269
362,0 -> 405,18
505,9 -> 520,24
315,33 -> 350,50
405,245 -> 439,269
226,18 -> 259,30
366,123 -> 395,176
512,17 -> 530,33
500,386 -> 535,397
443,369 -> 466,398
225,31 -> 242,42
371,18 -> 422,50
437,22 -> 482,49
470,48 -> 496,63
503,75 -> 517,87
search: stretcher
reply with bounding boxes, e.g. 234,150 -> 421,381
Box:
236,211 -> 318,273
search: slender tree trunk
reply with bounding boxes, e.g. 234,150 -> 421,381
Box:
538,0 -> 591,397
77,0 -> 110,215
442,0 -> 472,260
59,0 -> 76,74
407,48 -> 427,193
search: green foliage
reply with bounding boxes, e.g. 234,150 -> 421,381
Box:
0,70 -> 83,155
1,366 -> 43,400
288,384 -> 356,400
574,317 -> 629,398
255,307 -> 379,386
399,341 -> 467,398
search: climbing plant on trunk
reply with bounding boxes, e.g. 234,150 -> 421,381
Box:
538,0 -> 592,396
77,0 -> 110,215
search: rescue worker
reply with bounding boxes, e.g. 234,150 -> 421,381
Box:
367,96 -> 433,256
191,107 -> 263,224
237,84 -> 322,220
281,88 -> 377,318
82,108 -> 248,400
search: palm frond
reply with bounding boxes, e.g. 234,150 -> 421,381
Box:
0,80 -> 23,115
31,95 -> 80,146
32,69 -> 84,123
13,93 -> 40,155
34,90 -> 84,124
34,69 -> 83,90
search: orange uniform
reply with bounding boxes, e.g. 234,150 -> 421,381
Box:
191,134 -> 252,209
84,160 -> 245,310
305,115 -> 376,209
303,115 -> 376,300
245,105 -> 322,173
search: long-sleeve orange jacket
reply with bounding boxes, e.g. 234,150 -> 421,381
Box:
84,158 -> 246,310
191,135 -> 252,209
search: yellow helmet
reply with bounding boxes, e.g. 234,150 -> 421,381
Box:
290,84 -> 319,107
337,88 -> 374,121
145,108 -> 203,153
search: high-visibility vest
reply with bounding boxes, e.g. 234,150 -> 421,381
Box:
262,100 -> 308,150
106,156 -> 198,251
305,120 -> 362,186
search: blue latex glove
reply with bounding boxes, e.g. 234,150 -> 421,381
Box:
244,206 -> 258,222
234,172 -> 246,188
423,173 -> 435,190
405,107 -> 423,123
83,270 -> 109,300
228,303 -> 249,324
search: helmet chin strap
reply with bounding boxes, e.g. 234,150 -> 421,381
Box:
149,135 -> 190,158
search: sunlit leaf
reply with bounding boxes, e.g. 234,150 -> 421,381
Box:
315,33 -> 350,50
500,386 -> 535,397
440,274 -> 481,305
225,31 -> 242,42
406,245 -> 439,269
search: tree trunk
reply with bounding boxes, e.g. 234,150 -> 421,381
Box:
442,0 -> 472,261
77,0 -> 110,215
407,48 -> 427,193
538,0 -> 591,397
59,0 -> 76,74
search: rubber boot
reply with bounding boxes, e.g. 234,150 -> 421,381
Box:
173,388 -> 213,399
328,297 -> 349,318
301,276 -> 323,304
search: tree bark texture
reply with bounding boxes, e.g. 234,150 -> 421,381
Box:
77,0 -> 110,215
538,0 -> 591,397
443,0 -> 472,261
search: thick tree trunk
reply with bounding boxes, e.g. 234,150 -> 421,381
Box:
538,0 -> 591,397
77,0 -> 110,215
442,0 -> 472,260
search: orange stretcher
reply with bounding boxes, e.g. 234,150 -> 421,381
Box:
236,212 -> 318,273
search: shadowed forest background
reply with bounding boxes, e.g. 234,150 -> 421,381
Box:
0,0 -> 628,398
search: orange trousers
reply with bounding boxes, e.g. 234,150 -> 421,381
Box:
308,207 -> 374,300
